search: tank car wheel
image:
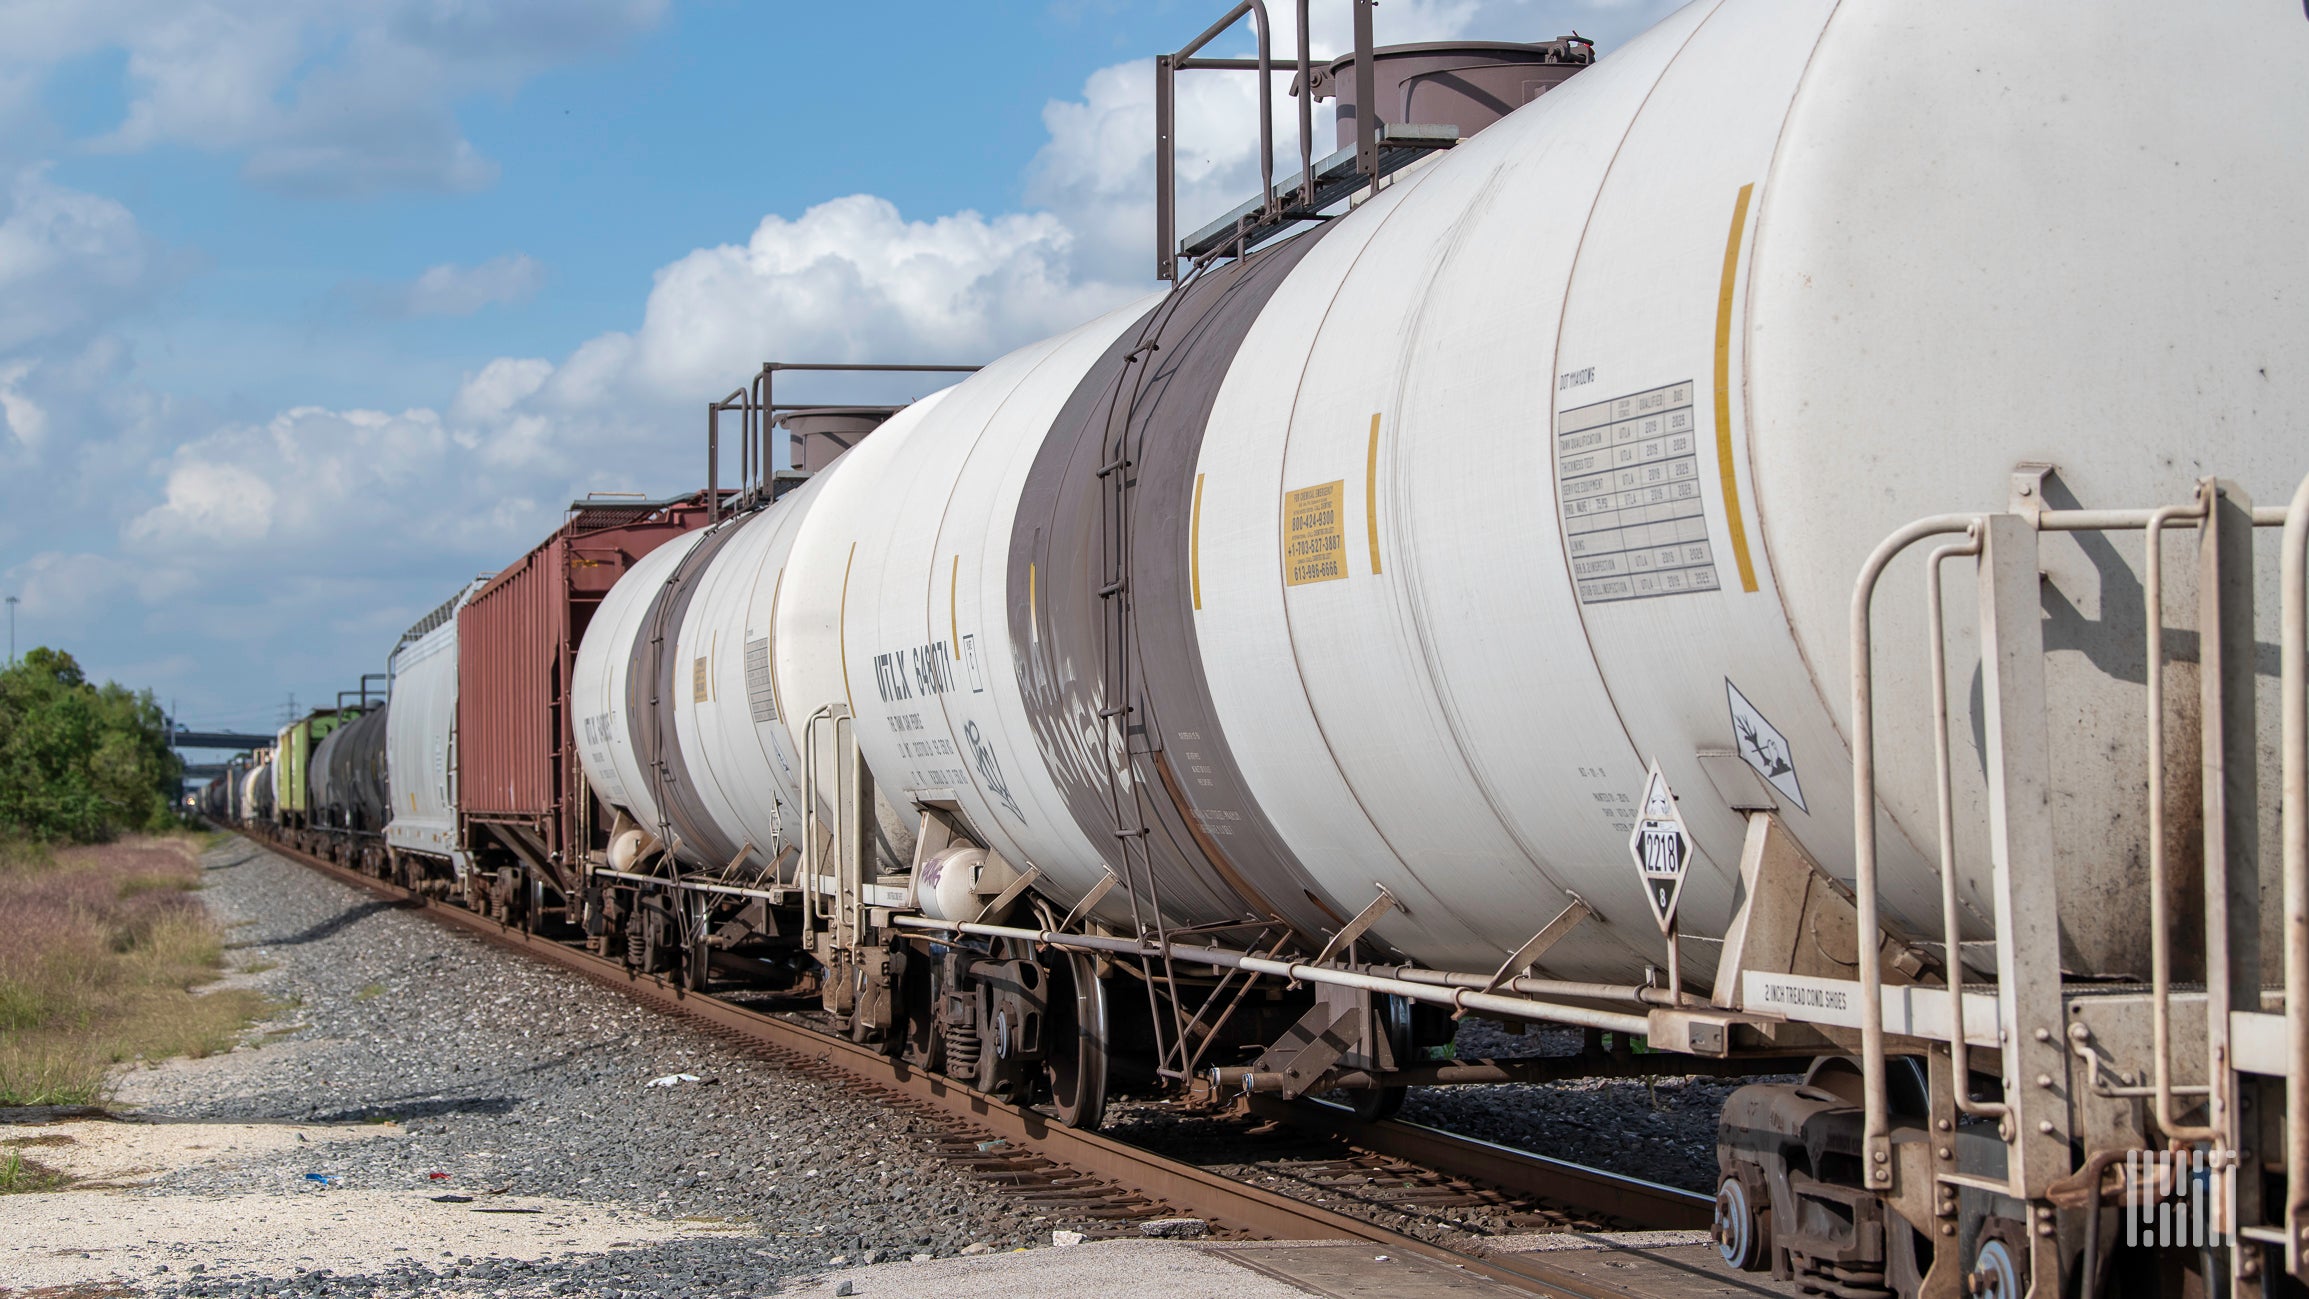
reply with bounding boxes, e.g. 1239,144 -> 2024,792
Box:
1042,951 -> 1108,1130
1967,1235 -> 2022,1299
1713,1173 -> 1770,1271
1349,994 -> 1414,1122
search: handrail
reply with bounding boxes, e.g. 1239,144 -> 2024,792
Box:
2283,471 -> 2309,1273
1156,0 -> 1331,280
1849,513 -> 1978,1189
1853,490 -> 2302,1201
1924,524 -> 2002,1119
2146,487 -> 2217,1142
800,704 -> 836,932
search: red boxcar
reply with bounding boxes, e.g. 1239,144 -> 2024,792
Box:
457,494 -> 715,900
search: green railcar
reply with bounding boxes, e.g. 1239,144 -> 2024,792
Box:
272,710 -> 351,821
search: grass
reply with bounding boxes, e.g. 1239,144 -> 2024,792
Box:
354,982 -> 385,1001
0,1148 -> 71,1193
0,834 -> 270,1108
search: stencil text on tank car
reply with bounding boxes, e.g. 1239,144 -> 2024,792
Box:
1555,381 -> 1720,603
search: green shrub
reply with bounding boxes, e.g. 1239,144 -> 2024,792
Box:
0,648 -> 181,843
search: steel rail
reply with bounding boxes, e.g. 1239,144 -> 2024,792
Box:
1244,1095 -> 1713,1230
243,832 -> 1725,1298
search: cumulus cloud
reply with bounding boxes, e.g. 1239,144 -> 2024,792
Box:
3,0 -> 668,196
627,196 -> 1135,396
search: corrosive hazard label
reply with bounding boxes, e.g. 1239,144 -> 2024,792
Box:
1283,480 -> 1348,586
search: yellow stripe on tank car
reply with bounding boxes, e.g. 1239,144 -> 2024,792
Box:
1190,474 -> 1206,610
767,566 -> 790,727
1364,414 -> 1383,576
1029,561 -> 1039,641
838,542 -> 857,715
950,555 -> 961,658
1714,182 -> 1761,594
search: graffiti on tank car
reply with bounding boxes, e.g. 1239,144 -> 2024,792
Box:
963,719 -> 1024,821
873,641 -> 954,704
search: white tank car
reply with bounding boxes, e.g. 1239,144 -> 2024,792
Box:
244,754 -> 275,822
570,471 -> 841,875
575,0 -> 2309,985
1185,0 -> 2307,979
572,528 -> 711,856
384,586 -> 481,876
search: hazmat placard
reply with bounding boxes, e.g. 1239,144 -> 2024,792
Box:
1628,759 -> 1692,932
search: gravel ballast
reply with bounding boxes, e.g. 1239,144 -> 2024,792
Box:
80,836 -> 1070,1297
10,836 -> 1772,1295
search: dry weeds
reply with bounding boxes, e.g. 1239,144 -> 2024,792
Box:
0,835 -> 268,1110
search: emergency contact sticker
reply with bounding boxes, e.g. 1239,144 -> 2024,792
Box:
1283,480 -> 1348,586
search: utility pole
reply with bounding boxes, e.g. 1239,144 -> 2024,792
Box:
6,595 -> 16,666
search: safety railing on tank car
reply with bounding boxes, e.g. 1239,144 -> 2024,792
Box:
1846,467 -> 2309,1278
703,363 -> 979,522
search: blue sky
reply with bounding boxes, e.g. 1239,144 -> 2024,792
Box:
0,0 -> 1678,733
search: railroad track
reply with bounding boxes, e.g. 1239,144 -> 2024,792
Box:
243,832 -> 1783,1298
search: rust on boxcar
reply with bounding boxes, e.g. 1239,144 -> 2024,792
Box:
456,493 -> 718,897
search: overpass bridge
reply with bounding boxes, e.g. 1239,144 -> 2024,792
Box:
172,730 -> 276,751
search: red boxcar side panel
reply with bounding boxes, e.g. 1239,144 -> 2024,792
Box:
455,498 -> 715,879
458,535 -> 565,821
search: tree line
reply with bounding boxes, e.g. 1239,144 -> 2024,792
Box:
0,648 -> 182,841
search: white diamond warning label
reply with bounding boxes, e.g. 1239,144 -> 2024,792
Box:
1726,678 -> 1806,813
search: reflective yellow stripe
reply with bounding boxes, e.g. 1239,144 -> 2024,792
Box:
950,555 -> 961,658
767,565 -> 788,727
1190,473 -> 1207,610
1028,561 -> 1038,642
1714,182 -> 1760,594
1364,414 -> 1383,576
838,542 -> 857,715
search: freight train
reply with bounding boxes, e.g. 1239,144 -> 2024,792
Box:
205,3 -> 2309,1295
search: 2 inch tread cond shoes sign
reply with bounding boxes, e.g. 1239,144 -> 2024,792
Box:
1628,759 -> 1691,933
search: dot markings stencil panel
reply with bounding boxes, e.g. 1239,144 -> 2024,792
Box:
1555,381 -> 1720,604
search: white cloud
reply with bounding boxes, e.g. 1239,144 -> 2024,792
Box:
0,359 -> 45,447
394,253 -> 547,317
4,0 -> 668,196
127,459 -> 277,547
626,195 -> 1137,398
0,166 -> 161,353
450,356 -> 552,425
